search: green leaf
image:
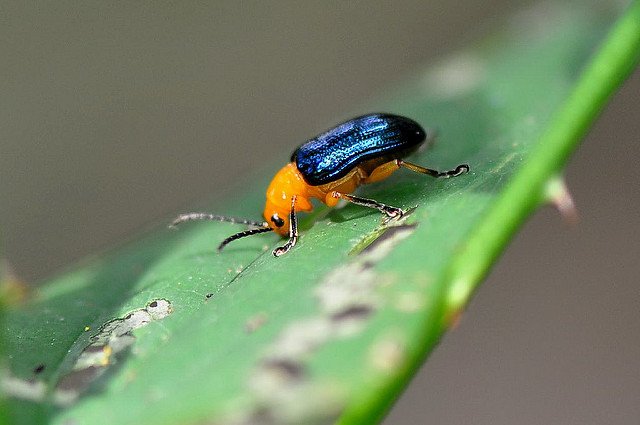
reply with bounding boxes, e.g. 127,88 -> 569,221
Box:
3,2 -> 639,424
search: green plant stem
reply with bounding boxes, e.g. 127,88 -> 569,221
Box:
443,0 -> 640,313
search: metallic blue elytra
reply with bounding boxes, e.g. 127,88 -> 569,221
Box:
291,113 -> 426,186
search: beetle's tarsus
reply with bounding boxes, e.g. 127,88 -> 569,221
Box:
382,208 -> 406,224
383,206 -> 405,218
451,164 -> 470,177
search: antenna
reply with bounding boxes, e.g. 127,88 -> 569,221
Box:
171,212 -> 272,251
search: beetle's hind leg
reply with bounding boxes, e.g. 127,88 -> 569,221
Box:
398,160 -> 469,178
333,192 -> 405,220
363,159 -> 469,184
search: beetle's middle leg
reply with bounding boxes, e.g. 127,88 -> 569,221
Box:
331,192 -> 404,219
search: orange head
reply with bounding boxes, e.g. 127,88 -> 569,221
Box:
263,199 -> 289,236
263,163 -> 314,236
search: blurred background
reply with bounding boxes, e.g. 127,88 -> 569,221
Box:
2,1 -> 638,424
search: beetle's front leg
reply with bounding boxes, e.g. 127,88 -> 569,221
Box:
273,195 -> 299,257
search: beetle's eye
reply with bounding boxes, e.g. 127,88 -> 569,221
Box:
270,214 -> 285,227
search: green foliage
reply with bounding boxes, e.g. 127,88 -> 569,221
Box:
3,2 -> 638,424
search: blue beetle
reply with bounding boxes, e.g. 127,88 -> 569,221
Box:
173,113 -> 469,256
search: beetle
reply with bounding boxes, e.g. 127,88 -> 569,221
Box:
172,113 -> 469,256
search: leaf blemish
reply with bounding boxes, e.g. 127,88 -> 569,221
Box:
246,356 -> 343,425
358,223 -> 417,260
2,299 -> 173,406
350,207 -> 418,256
53,298 -> 173,406
330,304 -> 373,323
245,312 -> 269,333
369,336 -> 407,373
423,52 -> 486,99
0,375 -> 46,402
238,209 -> 417,421
394,292 -> 425,313
260,358 -> 305,382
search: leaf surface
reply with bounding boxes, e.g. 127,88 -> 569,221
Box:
3,2 -> 639,424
